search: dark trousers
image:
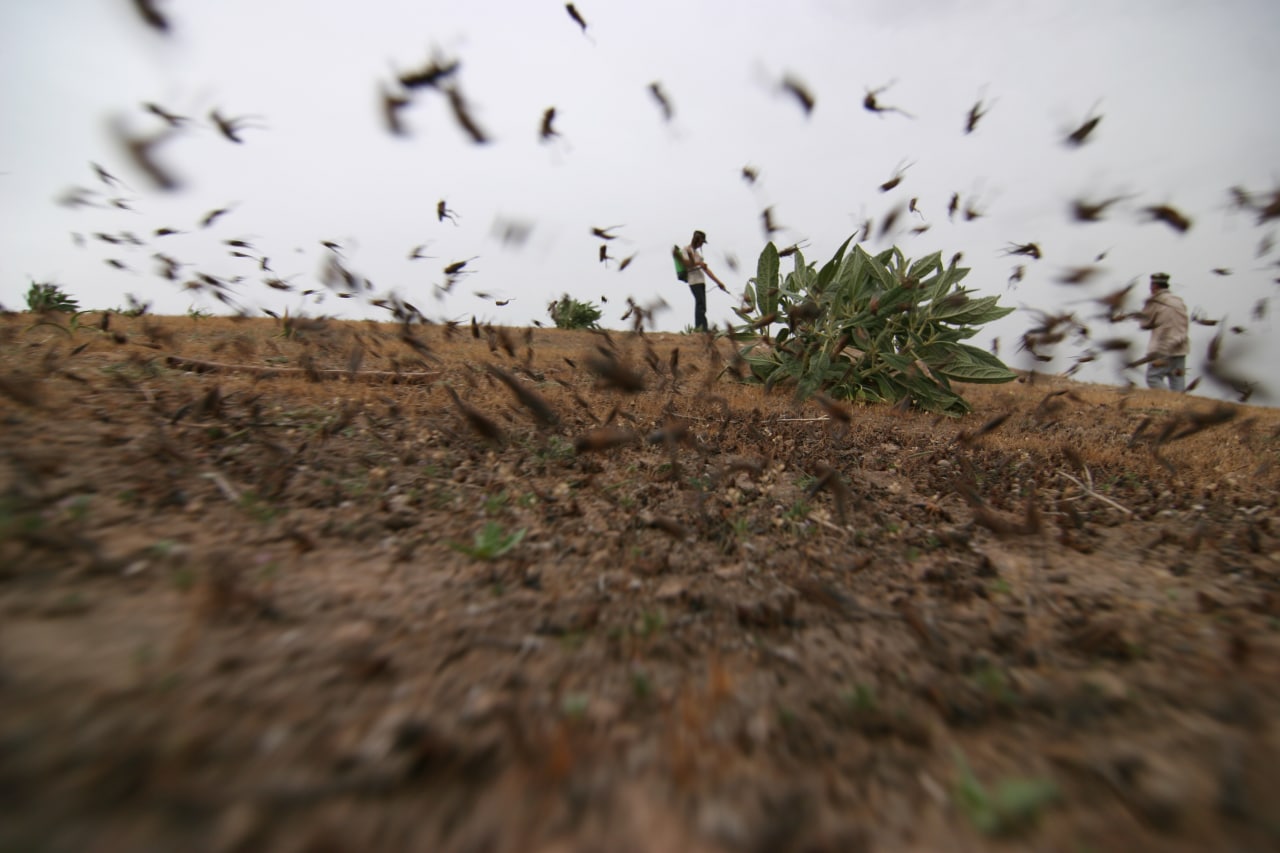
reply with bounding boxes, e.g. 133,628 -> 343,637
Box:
689,283 -> 707,331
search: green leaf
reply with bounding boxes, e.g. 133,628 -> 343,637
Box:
879,351 -> 914,375
925,263 -> 962,301
871,373 -> 898,401
866,250 -> 898,294
786,260 -> 814,297
839,247 -> 871,302
758,243 -> 780,317
790,250 -> 807,275
921,341 -> 1018,383
816,236 -> 854,293
933,294 -> 1014,326
956,302 -> 1015,327
744,357 -> 778,383
876,285 -> 915,316
904,373 -> 967,414
819,234 -> 849,284
908,251 -> 942,281
811,350 -> 830,379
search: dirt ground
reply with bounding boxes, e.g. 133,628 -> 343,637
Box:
2,312 -> 1279,852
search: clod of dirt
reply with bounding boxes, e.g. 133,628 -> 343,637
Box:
735,589 -> 797,629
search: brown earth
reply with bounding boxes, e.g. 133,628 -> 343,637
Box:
1,312 -> 1279,853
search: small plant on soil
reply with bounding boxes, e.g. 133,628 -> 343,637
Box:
483,491 -> 509,515
631,669 -> 653,701
733,238 -> 1016,414
636,610 -> 666,638
953,751 -> 1059,836
237,491 -> 280,523
842,683 -> 879,713
25,280 -> 80,313
0,493 -> 45,544
449,521 -> 526,559
784,499 -> 811,522
970,662 -> 1018,706
560,692 -> 590,719
548,294 -> 603,330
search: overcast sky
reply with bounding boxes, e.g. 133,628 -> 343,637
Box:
2,0 -> 1278,400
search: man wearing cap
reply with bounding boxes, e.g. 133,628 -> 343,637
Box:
1137,272 -> 1190,391
683,229 -> 724,332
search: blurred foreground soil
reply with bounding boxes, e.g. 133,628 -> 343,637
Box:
2,314 -> 1279,852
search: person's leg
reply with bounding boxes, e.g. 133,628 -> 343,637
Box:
1168,355 -> 1186,392
690,284 -> 707,330
1146,357 -> 1171,389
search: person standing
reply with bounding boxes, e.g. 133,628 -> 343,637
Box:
1137,272 -> 1190,391
683,229 -> 724,332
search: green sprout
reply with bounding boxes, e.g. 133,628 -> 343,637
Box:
953,751 -> 1059,836
449,521 -> 526,560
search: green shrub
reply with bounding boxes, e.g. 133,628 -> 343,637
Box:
25,281 -> 80,313
733,237 -> 1016,414
549,295 -> 602,330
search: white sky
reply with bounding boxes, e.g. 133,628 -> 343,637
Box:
2,0 -> 1278,401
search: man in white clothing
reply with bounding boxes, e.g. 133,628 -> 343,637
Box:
682,230 -> 724,332
1137,272 -> 1190,391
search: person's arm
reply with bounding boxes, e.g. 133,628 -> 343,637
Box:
1124,299 -> 1156,328
691,248 -> 727,290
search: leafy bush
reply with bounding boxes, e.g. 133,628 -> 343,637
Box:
25,280 -> 80,313
733,237 -> 1016,414
549,295 -> 602,330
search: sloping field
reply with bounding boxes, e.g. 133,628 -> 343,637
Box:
2,313 -> 1278,852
